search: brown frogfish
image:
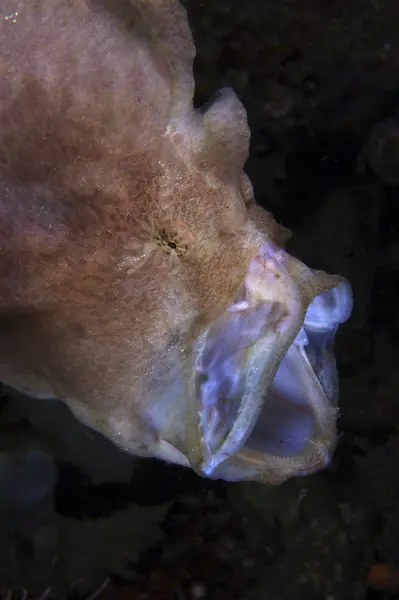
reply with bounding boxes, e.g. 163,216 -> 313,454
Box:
0,0 -> 352,483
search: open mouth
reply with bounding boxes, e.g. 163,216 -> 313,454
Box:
188,243 -> 353,483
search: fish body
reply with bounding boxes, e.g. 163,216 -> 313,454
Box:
0,0 -> 352,482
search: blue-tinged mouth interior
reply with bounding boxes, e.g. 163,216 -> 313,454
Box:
246,341 -> 317,457
196,299 -> 286,458
195,279 -> 353,472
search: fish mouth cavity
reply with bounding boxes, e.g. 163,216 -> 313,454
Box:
190,243 -> 353,482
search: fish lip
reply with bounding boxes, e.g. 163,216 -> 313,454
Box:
226,433 -> 335,483
195,334 -> 283,478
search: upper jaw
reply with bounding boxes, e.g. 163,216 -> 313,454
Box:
180,242 -> 353,483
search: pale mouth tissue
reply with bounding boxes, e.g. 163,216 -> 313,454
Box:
191,243 -> 353,482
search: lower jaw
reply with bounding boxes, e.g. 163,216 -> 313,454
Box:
157,385 -> 337,484
206,422 -> 336,483
157,431 -> 335,483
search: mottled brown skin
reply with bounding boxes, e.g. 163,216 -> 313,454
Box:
0,0 -> 341,479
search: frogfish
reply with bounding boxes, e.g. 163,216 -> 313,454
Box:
0,0 -> 353,483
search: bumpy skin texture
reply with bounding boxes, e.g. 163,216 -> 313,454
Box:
0,0 -> 349,482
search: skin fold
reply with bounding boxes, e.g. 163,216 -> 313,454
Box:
0,0 -> 352,483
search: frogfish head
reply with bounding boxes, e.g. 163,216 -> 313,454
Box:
0,0 -> 352,484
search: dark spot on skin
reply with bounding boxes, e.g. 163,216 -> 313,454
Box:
154,228 -> 187,257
